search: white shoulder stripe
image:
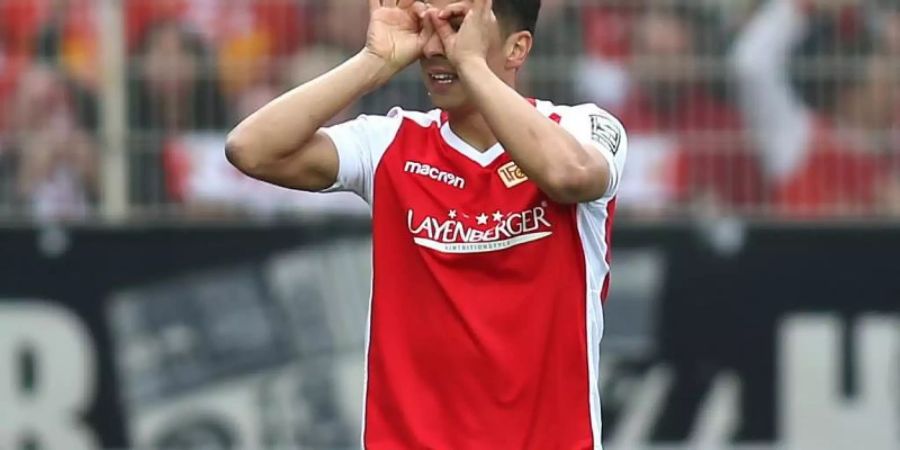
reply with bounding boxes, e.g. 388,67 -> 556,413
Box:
534,99 -> 558,116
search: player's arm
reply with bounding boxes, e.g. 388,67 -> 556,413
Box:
226,0 -> 432,191
226,53 -> 393,191
429,0 -> 613,204
461,64 -> 611,203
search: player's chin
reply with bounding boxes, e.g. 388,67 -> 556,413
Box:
427,90 -> 468,111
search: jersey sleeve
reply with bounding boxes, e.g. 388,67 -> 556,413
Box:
558,104 -> 628,199
320,108 -> 405,203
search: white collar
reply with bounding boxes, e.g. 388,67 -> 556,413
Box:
440,122 -> 504,168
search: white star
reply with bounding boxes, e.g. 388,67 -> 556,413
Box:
448,210 -> 458,219
476,213 -> 489,225
492,211 -> 504,223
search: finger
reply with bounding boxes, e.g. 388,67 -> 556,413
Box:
397,0 -> 415,8
384,0 -> 397,7
438,2 -> 469,19
367,0 -> 380,12
410,1 -> 428,17
409,2 -> 428,31
430,11 -> 456,44
481,0 -> 493,18
418,5 -> 435,39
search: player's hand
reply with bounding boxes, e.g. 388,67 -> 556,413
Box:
429,0 -> 499,67
365,0 -> 433,75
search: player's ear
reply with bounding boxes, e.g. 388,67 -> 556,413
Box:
504,31 -> 533,71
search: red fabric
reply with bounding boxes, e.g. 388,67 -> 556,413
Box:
773,120 -> 888,217
0,0 -> 98,87
126,0 -> 307,52
0,0 -> 50,56
0,55 -> 27,132
126,0 -> 188,49
617,88 -> 741,134
581,6 -> 632,60
355,104 -> 614,448
161,137 -> 193,202
671,145 -> 765,208
56,0 -> 99,87
248,1 -> 306,55
618,88 -> 765,207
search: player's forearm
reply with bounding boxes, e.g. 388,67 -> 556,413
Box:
458,58 -> 599,202
226,51 -> 394,167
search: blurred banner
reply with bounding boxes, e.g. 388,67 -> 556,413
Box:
1,224 -> 898,450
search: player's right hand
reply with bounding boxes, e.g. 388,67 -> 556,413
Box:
365,0 -> 433,75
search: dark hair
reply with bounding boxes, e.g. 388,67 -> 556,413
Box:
493,0 -> 541,35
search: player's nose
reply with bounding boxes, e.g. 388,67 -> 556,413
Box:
423,32 -> 445,59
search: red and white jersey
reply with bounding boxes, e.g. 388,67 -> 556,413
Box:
322,99 -> 627,450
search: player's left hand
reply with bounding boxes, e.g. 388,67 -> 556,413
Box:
428,0 -> 499,67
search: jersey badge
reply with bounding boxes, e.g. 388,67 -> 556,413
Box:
498,161 -> 529,189
590,114 -> 622,155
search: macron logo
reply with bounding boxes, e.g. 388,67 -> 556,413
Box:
404,161 -> 466,190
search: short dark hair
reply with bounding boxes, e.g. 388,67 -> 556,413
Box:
493,0 -> 541,35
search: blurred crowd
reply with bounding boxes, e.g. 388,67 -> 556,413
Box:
0,0 -> 898,221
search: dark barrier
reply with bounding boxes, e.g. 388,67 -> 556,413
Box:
0,223 -> 366,450
1,223 -> 897,450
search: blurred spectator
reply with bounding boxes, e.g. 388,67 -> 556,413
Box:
34,0 -> 100,131
873,1 -> 900,55
125,0 -> 308,50
0,48 -> 15,209
574,2 -> 632,109
2,0 -> 898,221
1,0 -> 43,210
128,20 -> 227,205
579,3 -> 762,216
732,0 -> 900,217
126,0 -> 308,102
868,1 -> 900,153
162,34 -> 368,216
212,0 -> 307,99
0,0 -> 48,58
0,0 -> 98,131
35,0 -> 99,86
0,36 -> 23,154
12,65 -> 98,220
526,0 -> 587,104
130,21 -> 227,132
224,0 -> 326,125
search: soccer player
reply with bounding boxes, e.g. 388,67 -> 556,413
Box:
226,0 -> 627,448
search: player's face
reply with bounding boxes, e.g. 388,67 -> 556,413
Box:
419,0 -> 508,111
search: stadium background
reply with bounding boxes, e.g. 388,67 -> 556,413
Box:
0,0 -> 897,449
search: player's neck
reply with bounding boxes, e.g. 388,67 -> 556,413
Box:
445,111 -> 498,153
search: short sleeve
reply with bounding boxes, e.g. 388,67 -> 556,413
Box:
558,104 -> 628,199
320,108 -> 404,203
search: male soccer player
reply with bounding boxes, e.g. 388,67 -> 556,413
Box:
226,0 -> 627,448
